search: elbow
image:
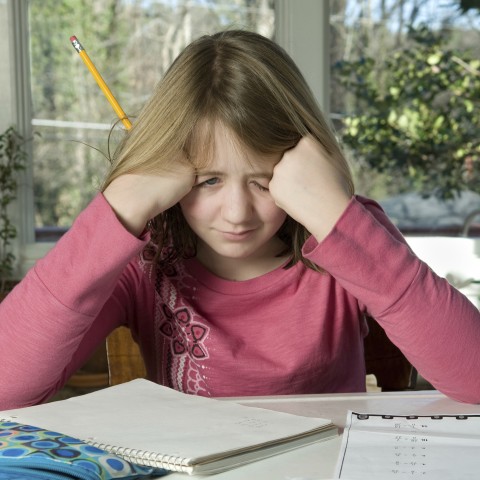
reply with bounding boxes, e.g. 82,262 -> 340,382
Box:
0,383 -> 59,411
430,379 -> 480,405
441,390 -> 480,405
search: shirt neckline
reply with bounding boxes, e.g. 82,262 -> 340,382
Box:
183,256 -> 303,295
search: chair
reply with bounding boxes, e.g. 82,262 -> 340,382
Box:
364,316 -> 416,391
106,326 -> 146,386
106,319 -> 416,390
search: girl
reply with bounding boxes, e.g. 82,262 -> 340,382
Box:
1,30 -> 479,409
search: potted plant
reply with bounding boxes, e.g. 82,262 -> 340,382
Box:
0,126 -> 27,297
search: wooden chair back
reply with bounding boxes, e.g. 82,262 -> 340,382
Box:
106,326 -> 146,386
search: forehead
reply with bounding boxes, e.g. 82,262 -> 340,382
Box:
189,121 -> 281,173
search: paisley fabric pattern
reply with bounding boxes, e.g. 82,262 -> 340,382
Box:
140,245 -> 212,396
0,421 -> 168,480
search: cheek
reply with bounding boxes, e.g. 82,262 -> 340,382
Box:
179,191 -> 210,222
261,201 -> 288,228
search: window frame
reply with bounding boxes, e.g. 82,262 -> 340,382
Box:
7,0 -> 329,277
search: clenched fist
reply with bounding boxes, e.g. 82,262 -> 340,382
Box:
269,136 -> 352,241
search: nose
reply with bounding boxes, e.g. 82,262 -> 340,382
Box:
221,184 -> 253,225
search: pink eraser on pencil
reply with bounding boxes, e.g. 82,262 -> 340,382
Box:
70,36 -> 77,43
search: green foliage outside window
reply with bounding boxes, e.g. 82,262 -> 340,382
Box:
0,127 -> 27,292
335,26 -> 480,200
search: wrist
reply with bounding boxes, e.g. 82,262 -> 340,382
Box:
307,194 -> 352,242
102,189 -> 149,237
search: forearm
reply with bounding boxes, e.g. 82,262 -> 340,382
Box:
304,196 -> 480,403
0,194 -> 148,409
35,194 -> 148,315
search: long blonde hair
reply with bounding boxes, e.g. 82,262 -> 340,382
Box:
103,30 -> 354,270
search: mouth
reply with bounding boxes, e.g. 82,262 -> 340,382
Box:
219,229 -> 255,241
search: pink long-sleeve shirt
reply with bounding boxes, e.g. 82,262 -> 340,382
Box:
1,194 -> 479,409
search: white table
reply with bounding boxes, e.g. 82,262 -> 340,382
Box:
165,390 -> 480,479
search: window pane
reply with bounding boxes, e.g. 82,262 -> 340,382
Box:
0,1 -> 12,132
29,0 -> 275,240
330,0 -> 480,234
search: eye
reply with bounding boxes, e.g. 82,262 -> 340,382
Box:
252,181 -> 269,192
197,177 -> 220,188
205,177 -> 218,186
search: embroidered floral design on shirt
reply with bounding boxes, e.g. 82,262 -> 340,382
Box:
158,304 -> 209,360
139,243 -> 212,396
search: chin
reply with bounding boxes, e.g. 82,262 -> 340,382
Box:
214,249 -> 256,260
209,241 -> 265,259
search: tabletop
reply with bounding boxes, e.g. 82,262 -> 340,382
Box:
164,389 -> 480,480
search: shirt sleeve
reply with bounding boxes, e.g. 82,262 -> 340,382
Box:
302,195 -> 480,404
0,194 -> 149,409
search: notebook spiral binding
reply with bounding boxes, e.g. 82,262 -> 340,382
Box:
90,441 -> 190,473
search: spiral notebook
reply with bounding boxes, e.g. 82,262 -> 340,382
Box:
0,379 -> 336,475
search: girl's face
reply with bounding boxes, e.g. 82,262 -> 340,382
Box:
179,124 -> 288,279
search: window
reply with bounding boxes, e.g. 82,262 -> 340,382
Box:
330,0 -> 480,235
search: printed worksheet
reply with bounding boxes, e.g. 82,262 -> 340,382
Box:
335,411 -> 480,479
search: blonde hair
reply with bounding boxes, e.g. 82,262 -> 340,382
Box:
103,30 -> 354,270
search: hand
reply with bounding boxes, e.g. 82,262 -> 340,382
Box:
269,136 -> 352,241
103,162 -> 195,236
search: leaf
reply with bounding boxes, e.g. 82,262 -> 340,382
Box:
427,53 -> 442,65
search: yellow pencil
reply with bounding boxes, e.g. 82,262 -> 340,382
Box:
70,35 -> 132,130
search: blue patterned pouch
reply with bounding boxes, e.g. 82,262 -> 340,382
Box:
0,421 -> 168,480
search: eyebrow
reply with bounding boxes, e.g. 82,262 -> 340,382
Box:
196,170 -> 273,179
